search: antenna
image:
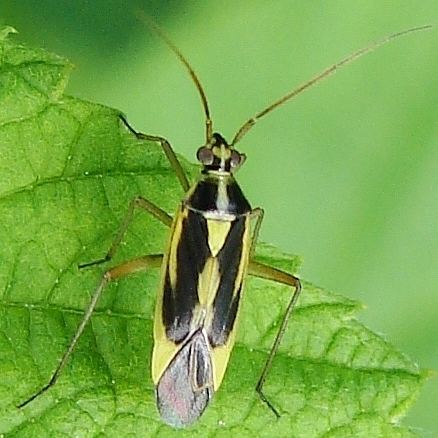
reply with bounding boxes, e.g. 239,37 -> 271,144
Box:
231,25 -> 432,146
136,12 -> 213,142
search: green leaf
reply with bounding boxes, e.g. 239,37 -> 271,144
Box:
0,27 -> 426,437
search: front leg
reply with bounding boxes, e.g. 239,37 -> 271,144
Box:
119,115 -> 190,191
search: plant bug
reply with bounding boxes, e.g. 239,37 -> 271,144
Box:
17,21 -> 432,427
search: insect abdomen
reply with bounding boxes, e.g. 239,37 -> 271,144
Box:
156,330 -> 213,428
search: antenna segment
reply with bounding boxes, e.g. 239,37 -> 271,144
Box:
137,12 -> 213,142
137,15 -> 431,149
231,25 -> 432,146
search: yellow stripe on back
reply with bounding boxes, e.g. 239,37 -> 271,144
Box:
207,219 -> 231,257
197,257 -> 220,308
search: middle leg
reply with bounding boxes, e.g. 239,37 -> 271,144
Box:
79,196 -> 172,268
247,206 -> 302,417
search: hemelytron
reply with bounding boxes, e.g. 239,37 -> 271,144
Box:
17,21 -> 432,428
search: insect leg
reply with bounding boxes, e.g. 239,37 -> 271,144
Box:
119,114 -> 190,191
17,254 -> 163,408
248,260 -> 302,418
249,207 -> 265,259
79,196 -> 171,268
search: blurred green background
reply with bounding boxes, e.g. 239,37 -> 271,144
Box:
1,1 -> 437,434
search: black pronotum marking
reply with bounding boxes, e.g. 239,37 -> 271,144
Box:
188,177 -> 252,215
226,180 -> 252,215
188,179 -> 219,212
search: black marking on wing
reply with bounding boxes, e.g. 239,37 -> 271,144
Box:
209,217 -> 246,347
193,336 -> 209,389
163,210 -> 210,343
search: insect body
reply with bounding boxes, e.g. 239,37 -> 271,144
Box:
17,22 -> 432,428
153,133 -> 254,425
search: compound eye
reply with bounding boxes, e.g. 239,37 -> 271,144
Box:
196,147 -> 214,165
230,150 -> 243,168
